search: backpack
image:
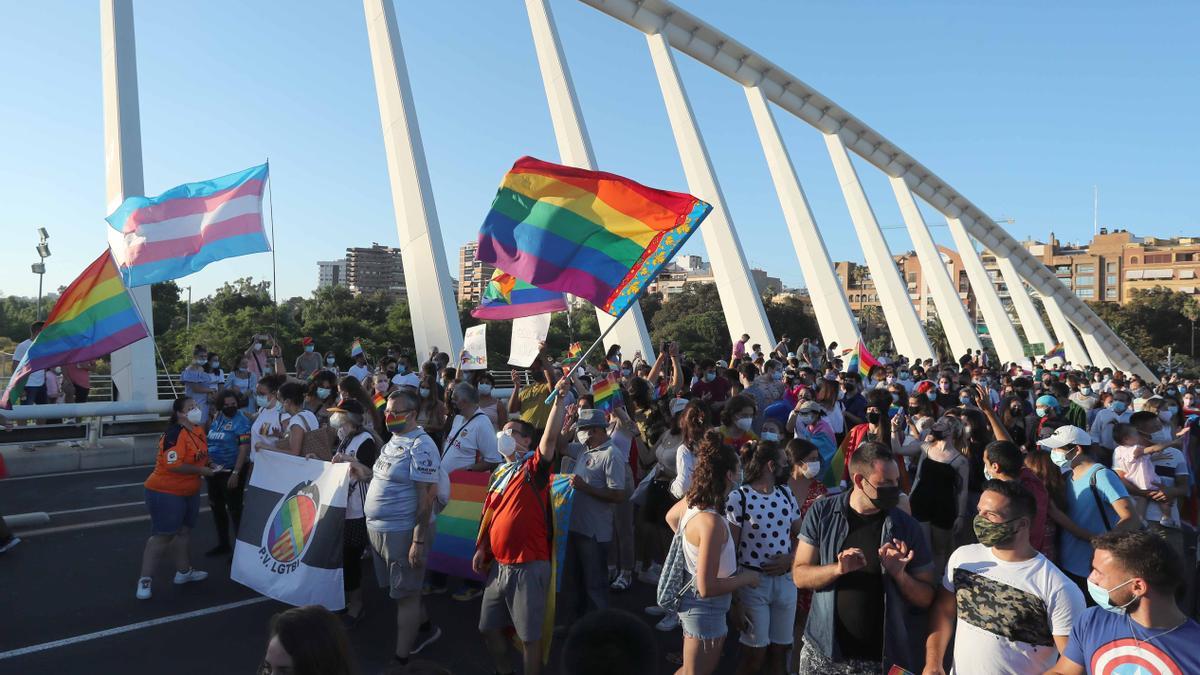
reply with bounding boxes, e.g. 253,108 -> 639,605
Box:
656,526 -> 694,612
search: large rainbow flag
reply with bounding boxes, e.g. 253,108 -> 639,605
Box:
476,156 -> 711,317
106,163 -> 271,287
471,269 -> 567,320
3,251 -> 148,407
1045,341 -> 1065,360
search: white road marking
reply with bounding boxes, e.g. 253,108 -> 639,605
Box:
1,464 -> 153,481
19,508 -> 211,537
0,597 -> 273,661
45,494 -> 206,517
95,481 -> 145,490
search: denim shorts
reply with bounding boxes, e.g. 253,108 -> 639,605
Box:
145,488 -> 200,535
678,587 -> 732,641
737,573 -> 798,647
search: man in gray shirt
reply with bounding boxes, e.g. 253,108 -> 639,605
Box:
560,407 -> 626,624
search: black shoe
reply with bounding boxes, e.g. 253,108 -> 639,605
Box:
340,608 -> 365,629
204,544 -> 232,557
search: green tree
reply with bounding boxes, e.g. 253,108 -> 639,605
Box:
649,283 -> 730,360
763,295 -> 820,350
150,281 -> 185,338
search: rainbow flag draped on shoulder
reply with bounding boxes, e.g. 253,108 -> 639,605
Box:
476,156 -> 711,317
106,163 -> 271,287
2,251 -> 148,408
471,269 -> 567,320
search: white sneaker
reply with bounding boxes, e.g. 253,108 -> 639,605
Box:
644,604 -> 668,617
136,577 -> 152,600
655,612 -> 680,632
173,568 -> 209,585
610,570 -> 632,591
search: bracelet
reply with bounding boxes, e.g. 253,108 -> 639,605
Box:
413,540 -> 426,545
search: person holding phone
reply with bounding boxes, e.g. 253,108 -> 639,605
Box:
136,396 -> 220,600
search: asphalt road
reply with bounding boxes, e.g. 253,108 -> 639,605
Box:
0,465 -> 741,674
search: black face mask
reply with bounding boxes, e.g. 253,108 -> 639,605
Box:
1009,406 -> 1022,416
865,479 -> 901,510
906,406 -> 920,415
221,405 -> 238,418
866,410 -> 881,425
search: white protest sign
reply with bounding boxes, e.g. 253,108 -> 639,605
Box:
508,313 -> 552,368
461,324 -> 488,371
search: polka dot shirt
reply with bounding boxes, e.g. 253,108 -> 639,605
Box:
724,484 -> 802,568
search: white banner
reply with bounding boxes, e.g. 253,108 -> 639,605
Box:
508,313 -> 551,367
232,451 -> 351,610
461,324 -> 488,371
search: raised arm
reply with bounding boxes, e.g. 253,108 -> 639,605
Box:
539,379 -> 571,462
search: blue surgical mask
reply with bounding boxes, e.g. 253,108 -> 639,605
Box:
704,372 -> 716,383
305,345 -> 315,353
761,431 -> 781,443
1087,578 -> 1136,613
1111,401 -> 1127,414
1050,449 -> 1072,468
255,394 -> 269,407
1035,407 -> 1048,418
317,387 -> 332,400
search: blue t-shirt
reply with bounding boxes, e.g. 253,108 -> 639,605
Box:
1064,606 -> 1200,674
206,411 -> 251,467
1061,464 -> 1130,577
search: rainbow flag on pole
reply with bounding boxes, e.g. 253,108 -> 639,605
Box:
592,373 -> 622,413
371,391 -> 386,412
106,163 -> 271,287
1045,341 -> 1065,360
3,251 -> 148,408
846,341 -> 880,378
350,339 -> 364,358
471,269 -> 567,320
476,156 -> 711,317
561,342 -> 583,365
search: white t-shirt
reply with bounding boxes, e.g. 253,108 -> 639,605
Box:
944,544 -> 1085,674
825,400 -> 845,434
250,403 -> 284,462
285,410 -> 320,437
1145,447 -> 1188,527
670,443 -> 695,499
13,339 -> 44,387
441,412 -> 500,475
348,363 -> 371,383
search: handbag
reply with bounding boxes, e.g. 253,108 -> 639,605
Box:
296,412 -> 335,461
656,526 -> 694,612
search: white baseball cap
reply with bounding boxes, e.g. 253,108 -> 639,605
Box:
1037,425 -> 1091,450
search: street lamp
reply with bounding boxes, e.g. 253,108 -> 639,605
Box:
32,228 -> 51,319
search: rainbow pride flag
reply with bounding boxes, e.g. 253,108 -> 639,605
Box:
3,251 -> 148,407
350,339 -> 364,358
371,391 -> 386,411
1045,341 -> 1065,360
592,373 -> 623,413
846,341 -> 880,378
561,342 -> 583,365
429,470 -> 489,581
106,163 -> 270,287
471,269 -> 567,320
476,157 -> 711,317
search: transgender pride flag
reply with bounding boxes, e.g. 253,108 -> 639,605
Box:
106,163 -> 271,287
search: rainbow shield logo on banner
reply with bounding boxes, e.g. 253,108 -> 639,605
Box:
263,482 -> 321,566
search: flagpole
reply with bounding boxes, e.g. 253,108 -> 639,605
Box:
266,158 -> 279,339
112,259 -> 178,398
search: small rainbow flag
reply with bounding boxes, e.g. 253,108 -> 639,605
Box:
372,391 -> 386,411
476,156 -> 711,317
350,339 -> 364,358
1045,341 -> 1065,360
3,251 -> 148,407
592,373 -> 622,413
846,341 -> 880,378
471,269 -> 567,320
561,341 -> 583,365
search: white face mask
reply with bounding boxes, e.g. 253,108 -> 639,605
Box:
253,342 -> 263,351
496,429 -> 518,459
185,408 -> 203,425
797,413 -> 814,426
478,384 -> 493,396
330,412 -> 348,429
800,461 -> 821,479
419,387 -> 430,398
326,357 -> 336,365
735,417 -> 754,431
576,429 -> 592,446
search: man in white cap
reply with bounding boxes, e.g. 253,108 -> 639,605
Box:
1040,425 -> 1141,601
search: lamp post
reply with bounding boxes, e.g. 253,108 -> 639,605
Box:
185,285 -> 192,340
32,228 -> 51,319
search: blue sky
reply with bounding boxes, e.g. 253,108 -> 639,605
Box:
1,1 -> 1196,302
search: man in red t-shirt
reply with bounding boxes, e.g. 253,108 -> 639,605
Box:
473,378 -> 570,675
690,358 -> 731,407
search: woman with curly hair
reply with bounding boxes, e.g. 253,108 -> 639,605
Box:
665,430 -> 761,675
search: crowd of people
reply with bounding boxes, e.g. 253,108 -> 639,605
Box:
128,329 -> 1200,674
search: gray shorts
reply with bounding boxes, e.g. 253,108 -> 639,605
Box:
369,528 -> 423,600
678,587 -> 732,642
736,572 -> 798,648
478,560 -> 551,643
